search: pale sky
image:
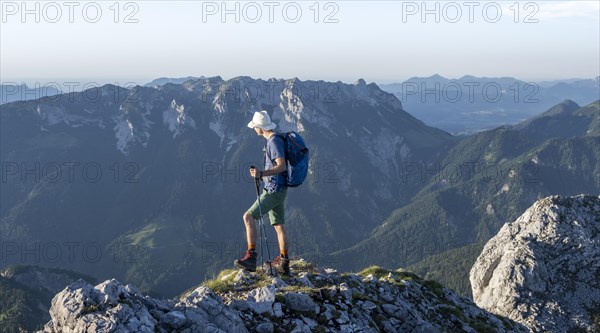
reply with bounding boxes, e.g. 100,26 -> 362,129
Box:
1,1 -> 599,85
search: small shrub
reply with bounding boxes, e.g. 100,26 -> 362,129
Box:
423,280 -> 445,298
470,321 -> 496,333
438,305 -> 464,320
587,306 -> 600,332
82,304 -> 99,314
299,310 -> 317,320
352,292 -> 370,302
275,293 -> 285,303
118,299 -> 133,307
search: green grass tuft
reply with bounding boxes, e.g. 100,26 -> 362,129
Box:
357,266 -> 393,279
201,268 -> 239,293
290,260 -> 315,272
395,269 -> 423,282
82,304 -> 99,314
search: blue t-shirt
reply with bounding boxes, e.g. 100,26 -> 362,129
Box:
264,134 -> 287,193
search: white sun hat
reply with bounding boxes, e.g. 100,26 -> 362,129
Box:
247,111 -> 277,130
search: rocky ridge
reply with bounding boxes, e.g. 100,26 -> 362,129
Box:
39,260 -> 525,333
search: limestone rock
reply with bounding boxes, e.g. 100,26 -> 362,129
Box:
471,195 -> 600,332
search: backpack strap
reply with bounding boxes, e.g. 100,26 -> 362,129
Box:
286,132 -> 306,151
264,133 -> 285,166
263,143 -> 269,169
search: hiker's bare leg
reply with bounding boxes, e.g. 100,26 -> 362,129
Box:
243,212 -> 257,245
273,224 -> 288,255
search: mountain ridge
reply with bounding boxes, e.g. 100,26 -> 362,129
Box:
37,260 -> 526,333
1,75 -> 598,330
379,75 -> 599,134
0,75 -> 457,299
329,100 -> 600,297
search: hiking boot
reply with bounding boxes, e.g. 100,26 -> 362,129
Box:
272,255 -> 290,276
234,250 -> 257,272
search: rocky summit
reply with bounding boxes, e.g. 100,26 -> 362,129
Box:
471,194 -> 600,332
39,260 -> 524,333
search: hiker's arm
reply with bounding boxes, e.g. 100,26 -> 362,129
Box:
260,157 -> 286,177
249,158 -> 286,178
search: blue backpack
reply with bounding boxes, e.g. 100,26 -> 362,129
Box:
272,131 -> 309,187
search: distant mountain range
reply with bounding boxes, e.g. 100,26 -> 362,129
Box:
0,76 -> 455,298
1,75 -> 597,306
379,75 -> 600,134
5,75 -> 598,133
330,99 -> 599,296
1,84 -> 62,105
144,76 -> 205,87
0,77 -> 203,105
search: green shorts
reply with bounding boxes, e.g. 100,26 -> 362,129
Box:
247,187 -> 287,225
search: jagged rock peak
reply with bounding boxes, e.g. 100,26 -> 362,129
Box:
354,78 -> 367,86
471,194 -> 600,333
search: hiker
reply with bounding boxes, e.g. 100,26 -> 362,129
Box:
235,110 -> 290,275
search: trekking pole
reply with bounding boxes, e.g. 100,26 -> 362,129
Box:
250,166 -> 274,276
